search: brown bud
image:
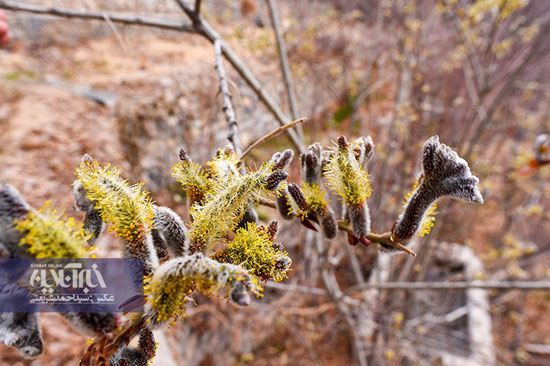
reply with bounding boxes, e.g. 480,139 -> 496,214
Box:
267,220 -> 279,241
272,149 -> 294,171
179,148 -> 191,162
266,171 -> 288,191
288,183 -> 308,211
337,135 -> 348,149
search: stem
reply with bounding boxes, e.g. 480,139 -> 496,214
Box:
214,39 -> 242,154
240,117 -> 307,159
257,198 -> 416,256
174,0 -> 305,153
265,0 -> 303,140
0,0 -> 196,32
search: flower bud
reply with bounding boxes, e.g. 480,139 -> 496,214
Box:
300,143 -> 323,185
349,202 -> 370,238
287,183 -> 309,212
266,171 -> 288,191
351,136 -> 374,166
271,149 -> 294,171
152,205 -> 189,257
267,220 -> 279,241
318,207 -> 338,239
275,185 -> 295,220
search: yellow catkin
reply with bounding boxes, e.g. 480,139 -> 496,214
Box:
15,201 -> 91,258
75,159 -> 154,247
324,142 -> 372,206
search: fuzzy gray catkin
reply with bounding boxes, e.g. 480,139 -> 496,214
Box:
275,185 -> 295,220
61,312 -> 120,337
152,205 -> 190,257
287,183 -> 309,212
348,203 -> 370,238
300,143 -> 338,239
318,207 -> 338,239
300,143 -> 323,185
271,150 -> 295,220
0,183 -> 32,258
392,136 -> 483,244
271,149 -> 294,171
0,187 -> 44,358
0,312 -> 43,359
73,179 -> 105,246
351,136 -> 374,167
109,328 -> 156,366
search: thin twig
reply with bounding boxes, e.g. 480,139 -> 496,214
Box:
267,280 -> 550,295
214,39 -> 241,154
174,0 -> 305,153
347,280 -> 550,292
102,13 -> 127,52
0,0 -> 196,33
240,117 -> 307,159
265,0 -> 303,140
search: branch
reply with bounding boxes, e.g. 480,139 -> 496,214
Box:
267,280 -> 550,295
240,117 -> 307,159
0,0 -> 196,33
1,0 -> 305,153
265,0 -> 303,139
257,197 -> 416,256
214,39 -> 241,154
348,280 -> 550,292
174,0 -> 305,153
193,0 -> 202,20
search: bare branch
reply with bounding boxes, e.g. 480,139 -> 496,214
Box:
0,0 -> 196,33
265,0 -> 303,139
214,39 -> 241,154
174,0 -> 305,153
240,117 -> 307,159
268,280 -> 550,295
101,13 -> 127,52
348,280 -> 550,292
193,0 -> 202,20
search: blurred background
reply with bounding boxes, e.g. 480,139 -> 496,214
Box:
1,0 -> 550,365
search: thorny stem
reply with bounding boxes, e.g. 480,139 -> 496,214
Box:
257,198 -> 416,256
240,118 -> 307,160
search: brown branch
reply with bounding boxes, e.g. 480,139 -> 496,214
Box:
193,0 -> 202,21
240,117 -> 307,159
0,0 -> 196,33
267,280 -> 550,295
174,0 -> 305,154
347,280 -> 550,292
256,197 -> 416,256
265,0 -> 303,140
214,39 -> 242,154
